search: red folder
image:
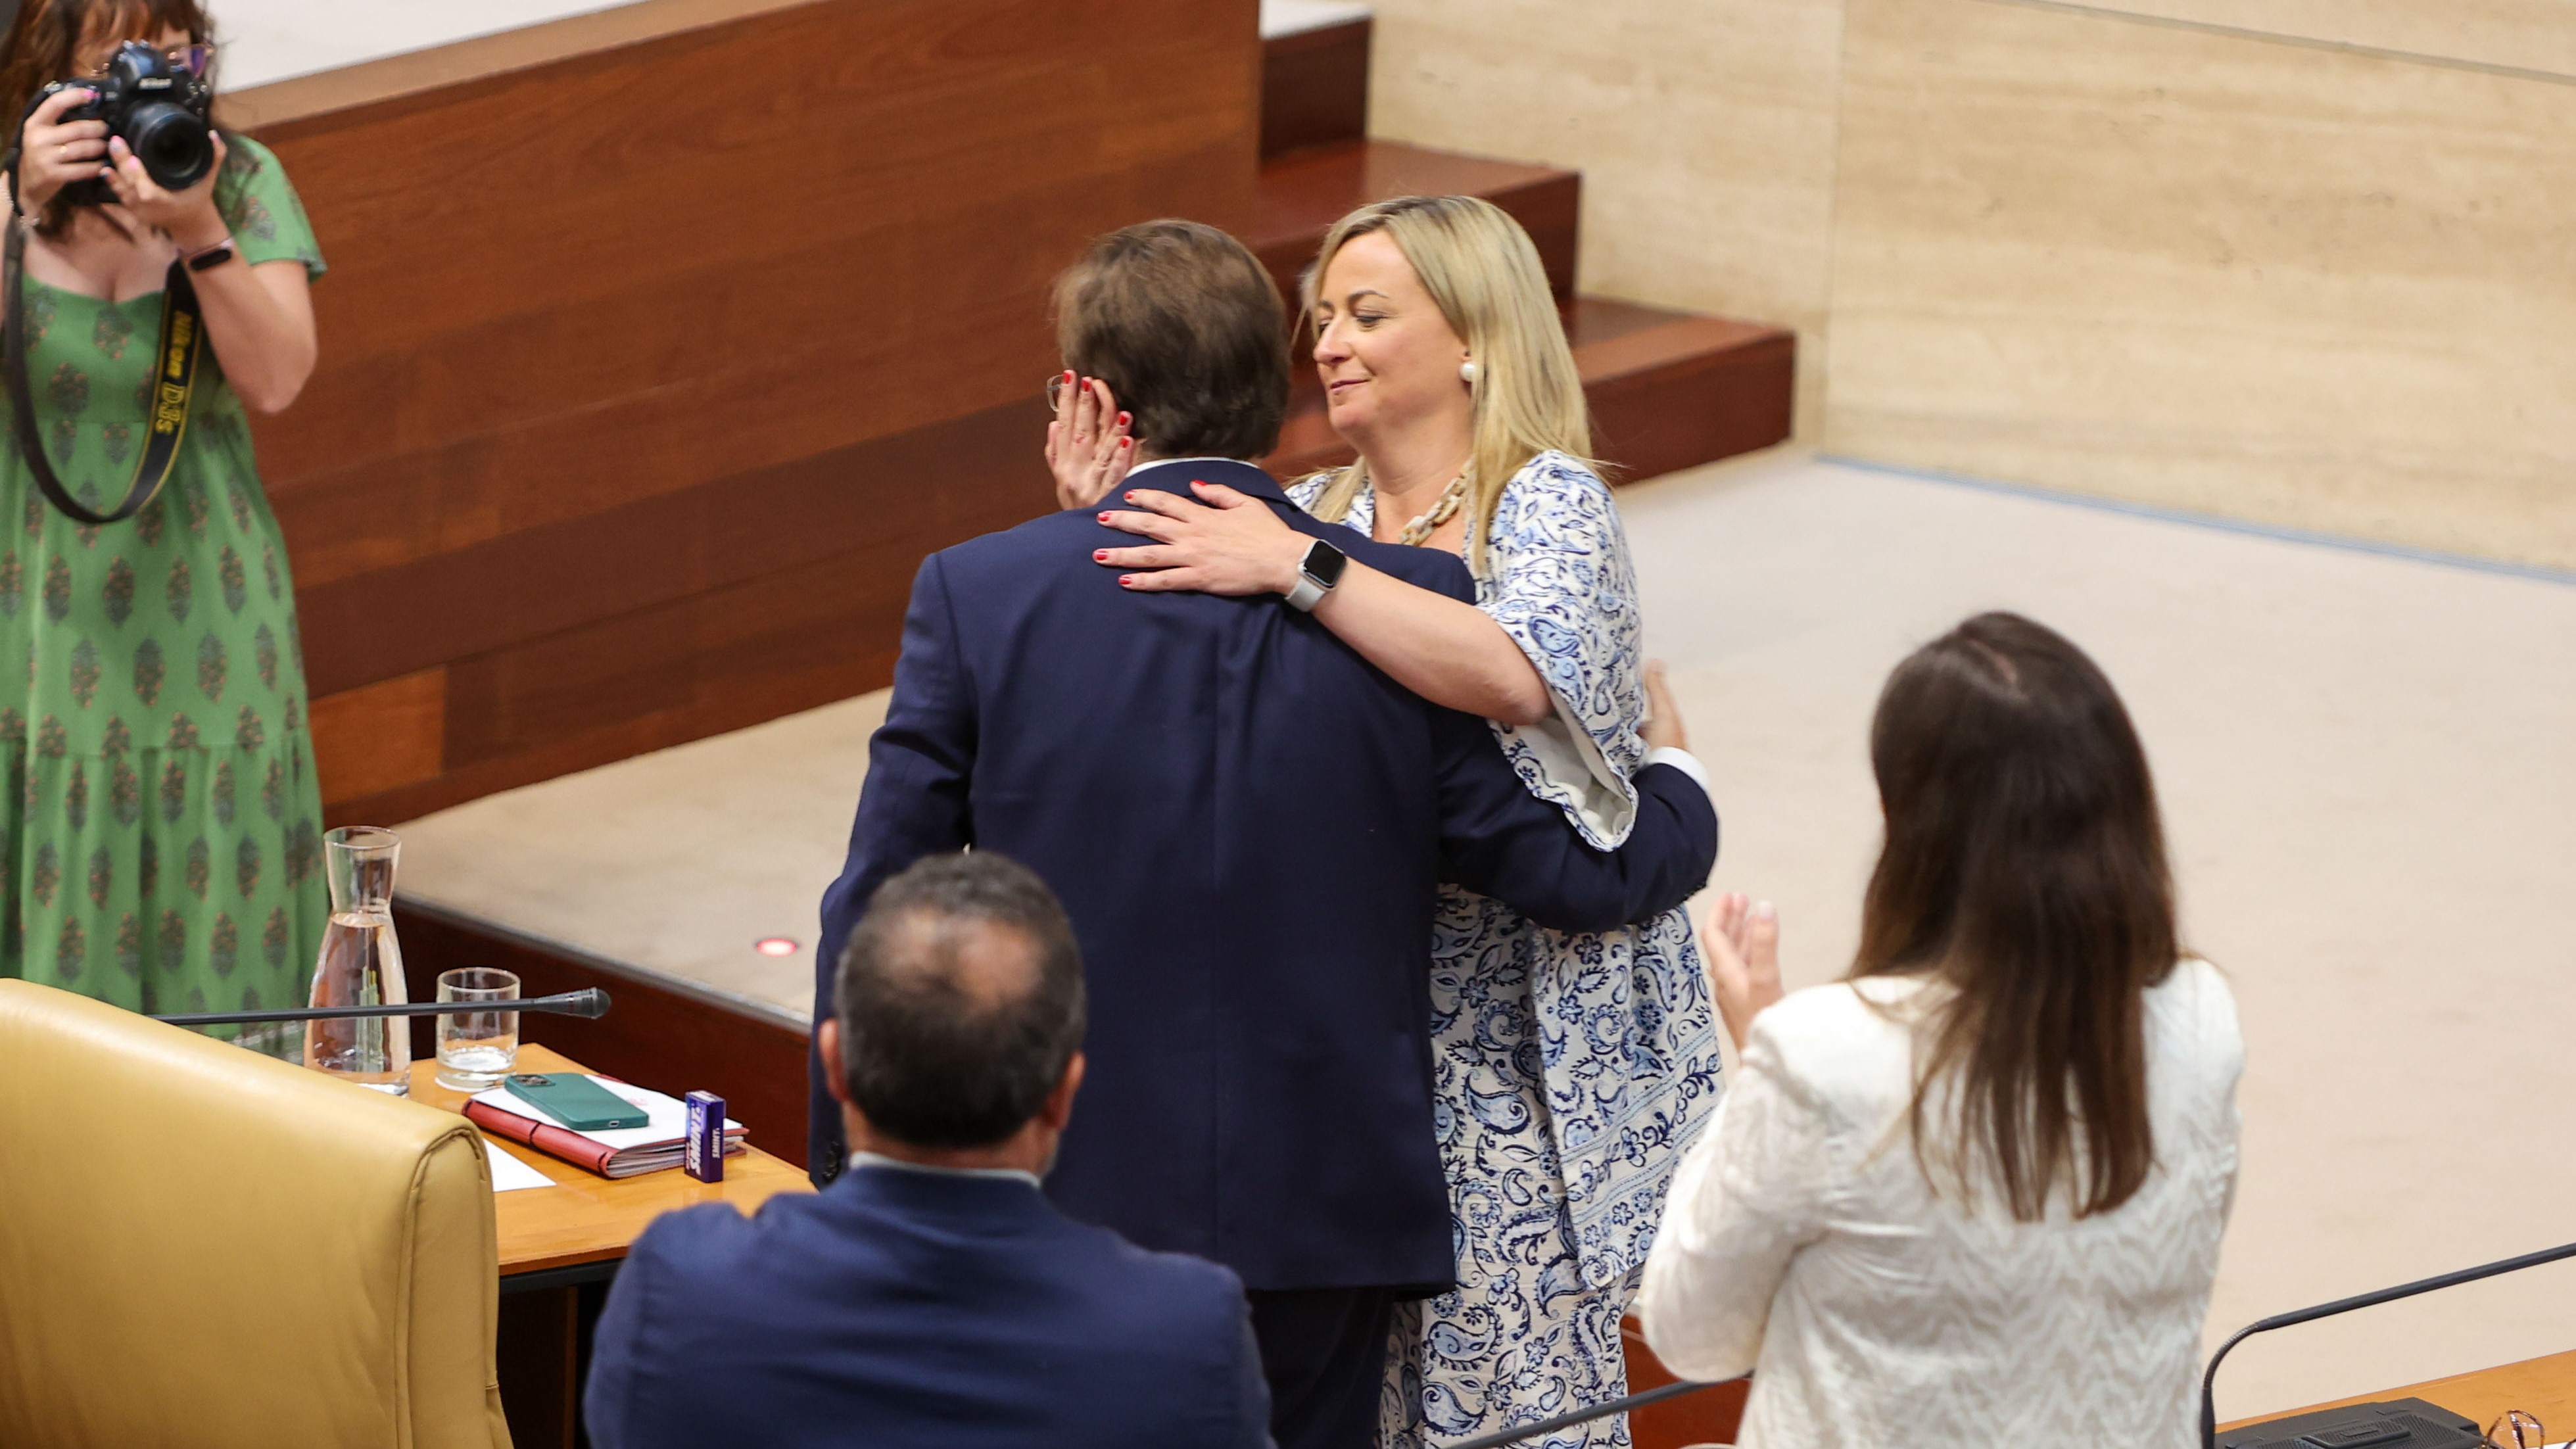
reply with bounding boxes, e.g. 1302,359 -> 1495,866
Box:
465,1093 -> 747,1179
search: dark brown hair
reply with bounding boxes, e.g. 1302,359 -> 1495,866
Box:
1855,611 -> 2179,1221
0,0 -> 214,239
836,852 -> 1085,1151
1052,219 -> 1288,462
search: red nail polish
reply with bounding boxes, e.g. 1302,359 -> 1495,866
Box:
1116,412 -> 1130,425
1119,439 -> 1132,449
1097,512 -> 1112,523
1093,550 -> 1108,561
1124,493 -> 1137,503
1118,576 -> 1135,586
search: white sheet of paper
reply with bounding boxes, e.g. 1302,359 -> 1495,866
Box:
471,1075 -> 743,1150
484,1139 -> 555,1193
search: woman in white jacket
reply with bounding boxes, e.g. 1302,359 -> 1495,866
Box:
1638,611 -> 2243,1449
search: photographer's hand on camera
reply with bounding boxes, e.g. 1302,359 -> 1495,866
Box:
15,86 -> 106,219
101,126 -> 312,415
100,128 -> 224,247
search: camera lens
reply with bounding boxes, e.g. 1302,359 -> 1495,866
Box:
122,103 -> 213,191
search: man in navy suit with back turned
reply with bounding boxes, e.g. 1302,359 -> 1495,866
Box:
813,220 -> 1719,1449
590,851 -> 1270,1447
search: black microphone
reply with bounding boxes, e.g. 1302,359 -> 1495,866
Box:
1441,1373 -> 1744,1449
151,987 -> 613,1028
2201,1237 -> 2576,1448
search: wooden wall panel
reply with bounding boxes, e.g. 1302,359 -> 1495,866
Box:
1260,16 -> 1371,159
294,395 -> 1048,697
307,667 -> 446,800
1252,141 -> 1580,305
1622,1318 -> 1748,1449
313,394 -> 1045,824
235,0 -> 1259,818
1586,323 -> 1796,486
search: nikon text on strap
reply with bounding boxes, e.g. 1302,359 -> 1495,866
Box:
2,220 -> 203,526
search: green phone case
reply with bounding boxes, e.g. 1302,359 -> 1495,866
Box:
502,1072 -> 650,1130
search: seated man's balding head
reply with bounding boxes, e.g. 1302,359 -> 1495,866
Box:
869,910 -> 1044,1012
832,853 -> 1087,1153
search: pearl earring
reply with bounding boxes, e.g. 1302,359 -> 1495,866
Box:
1459,360 -> 1479,385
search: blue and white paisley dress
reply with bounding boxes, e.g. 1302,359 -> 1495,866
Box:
1291,454 -> 1727,1449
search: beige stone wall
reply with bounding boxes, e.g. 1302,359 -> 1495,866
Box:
1364,0 -> 1848,438
1827,0 -> 2576,569
1366,0 -> 2576,569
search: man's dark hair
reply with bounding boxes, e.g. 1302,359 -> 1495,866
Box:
1052,219 -> 1289,461
834,853 -> 1086,1149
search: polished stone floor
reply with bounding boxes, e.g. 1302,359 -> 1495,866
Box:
397,449 -> 2576,1416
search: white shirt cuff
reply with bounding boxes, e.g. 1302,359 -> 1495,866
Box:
1644,746 -> 1711,798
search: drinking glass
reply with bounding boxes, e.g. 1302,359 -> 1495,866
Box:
435,968 -> 520,1092
304,826 -> 410,1094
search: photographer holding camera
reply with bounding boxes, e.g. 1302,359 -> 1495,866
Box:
0,0 -> 327,1051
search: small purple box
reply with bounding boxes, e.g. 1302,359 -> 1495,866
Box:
684,1090 -> 725,1183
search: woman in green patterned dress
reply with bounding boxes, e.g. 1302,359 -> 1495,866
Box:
0,0 -> 327,1053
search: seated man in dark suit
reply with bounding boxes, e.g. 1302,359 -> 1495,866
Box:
589,852 -> 1270,1449
812,220 -> 1718,1449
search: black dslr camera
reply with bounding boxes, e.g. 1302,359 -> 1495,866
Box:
26,40 -> 215,206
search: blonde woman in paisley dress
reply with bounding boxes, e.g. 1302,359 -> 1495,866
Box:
1053,195 -> 1724,1449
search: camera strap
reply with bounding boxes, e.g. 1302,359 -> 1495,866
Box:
1,220 -> 201,526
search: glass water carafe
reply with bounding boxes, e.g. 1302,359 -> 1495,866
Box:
303,826 -> 410,1094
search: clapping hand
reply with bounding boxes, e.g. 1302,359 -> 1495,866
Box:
1704,892 -> 1784,1054
1047,373 -> 1134,511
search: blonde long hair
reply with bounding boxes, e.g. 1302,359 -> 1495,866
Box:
1299,195 -> 1594,576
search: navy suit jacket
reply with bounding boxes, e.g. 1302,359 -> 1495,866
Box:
811,458 -> 1719,1291
584,1165 -> 1270,1449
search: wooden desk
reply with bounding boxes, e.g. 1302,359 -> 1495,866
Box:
407,1043 -> 811,1285
2225,1349 -> 2576,1440
407,1043 -> 812,1448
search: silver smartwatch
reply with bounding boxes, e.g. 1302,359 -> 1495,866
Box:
1284,538 -> 1348,613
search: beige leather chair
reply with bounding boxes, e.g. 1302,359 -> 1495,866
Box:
0,980 -> 512,1448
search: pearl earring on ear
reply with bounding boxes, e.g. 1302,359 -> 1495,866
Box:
1460,360 -> 1479,385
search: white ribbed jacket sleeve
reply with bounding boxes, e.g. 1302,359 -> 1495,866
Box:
1635,1010 -> 1845,1383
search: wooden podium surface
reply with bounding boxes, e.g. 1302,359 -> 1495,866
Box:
2224,1349 -> 2576,1440
406,1042 -> 811,1281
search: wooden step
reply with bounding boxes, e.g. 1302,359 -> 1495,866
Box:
1260,2 -> 1371,160
1261,297 -> 1795,487
1253,139 -> 1581,305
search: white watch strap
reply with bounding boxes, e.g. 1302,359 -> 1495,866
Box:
1285,574 -> 1327,612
